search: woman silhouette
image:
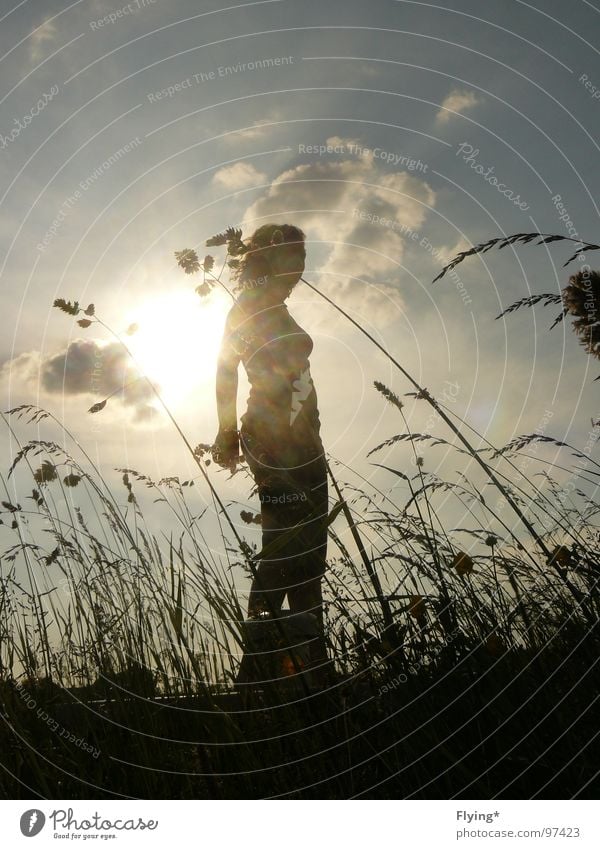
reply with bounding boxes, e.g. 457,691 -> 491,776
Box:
212,223 -> 331,685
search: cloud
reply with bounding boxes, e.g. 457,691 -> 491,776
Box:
1,340 -> 159,424
0,349 -> 42,384
240,136 -> 435,324
438,236 -> 471,265
436,89 -> 481,124
223,123 -> 272,145
222,109 -> 286,145
29,20 -> 58,63
212,162 -> 266,191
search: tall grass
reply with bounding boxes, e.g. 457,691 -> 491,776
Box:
0,233 -> 599,798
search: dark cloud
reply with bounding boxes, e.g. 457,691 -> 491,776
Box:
2,339 -> 159,424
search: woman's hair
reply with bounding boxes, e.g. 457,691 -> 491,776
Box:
232,223 -> 306,296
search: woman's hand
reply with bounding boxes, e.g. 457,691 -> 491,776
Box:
212,427 -> 240,471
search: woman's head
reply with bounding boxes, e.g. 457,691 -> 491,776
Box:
233,223 -> 306,303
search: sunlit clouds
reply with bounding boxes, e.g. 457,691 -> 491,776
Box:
124,287 -> 229,409
436,88 -> 482,125
212,162 -> 267,192
241,135 -> 436,324
0,286 -> 230,425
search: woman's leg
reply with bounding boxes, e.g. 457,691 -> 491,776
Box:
236,432 -> 293,686
284,456 -> 333,685
239,430 -> 290,617
239,429 -> 332,684
247,560 -> 287,618
236,522 -> 289,687
286,577 -> 333,686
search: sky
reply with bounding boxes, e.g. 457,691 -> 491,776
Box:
1,0 -> 599,593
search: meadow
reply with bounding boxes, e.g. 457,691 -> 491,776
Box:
0,232 -> 598,799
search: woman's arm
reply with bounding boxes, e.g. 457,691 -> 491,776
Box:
213,309 -> 242,469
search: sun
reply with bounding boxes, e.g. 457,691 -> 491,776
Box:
124,287 -> 229,409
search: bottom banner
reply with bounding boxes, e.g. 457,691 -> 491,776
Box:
0,800 -> 598,848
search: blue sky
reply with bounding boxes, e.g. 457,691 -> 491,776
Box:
1,0 -> 599,572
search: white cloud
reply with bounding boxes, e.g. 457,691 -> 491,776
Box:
223,125 -> 270,144
438,236 -> 472,265
222,110 -> 285,145
436,89 -> 481,124
240,137 -> 435,324
29,20 -> 58,63
0,349 -> 41,384
211,162 -> 266,191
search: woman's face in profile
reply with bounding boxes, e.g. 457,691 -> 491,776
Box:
268,245 -> 305,300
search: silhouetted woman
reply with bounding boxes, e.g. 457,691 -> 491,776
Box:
212,223 -> 331,684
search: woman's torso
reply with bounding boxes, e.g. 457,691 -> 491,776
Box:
231,301 -> 322,455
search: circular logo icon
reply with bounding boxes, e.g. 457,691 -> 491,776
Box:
20,810 -> 45,837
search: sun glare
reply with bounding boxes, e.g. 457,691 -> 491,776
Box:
124,288 -> 228,409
